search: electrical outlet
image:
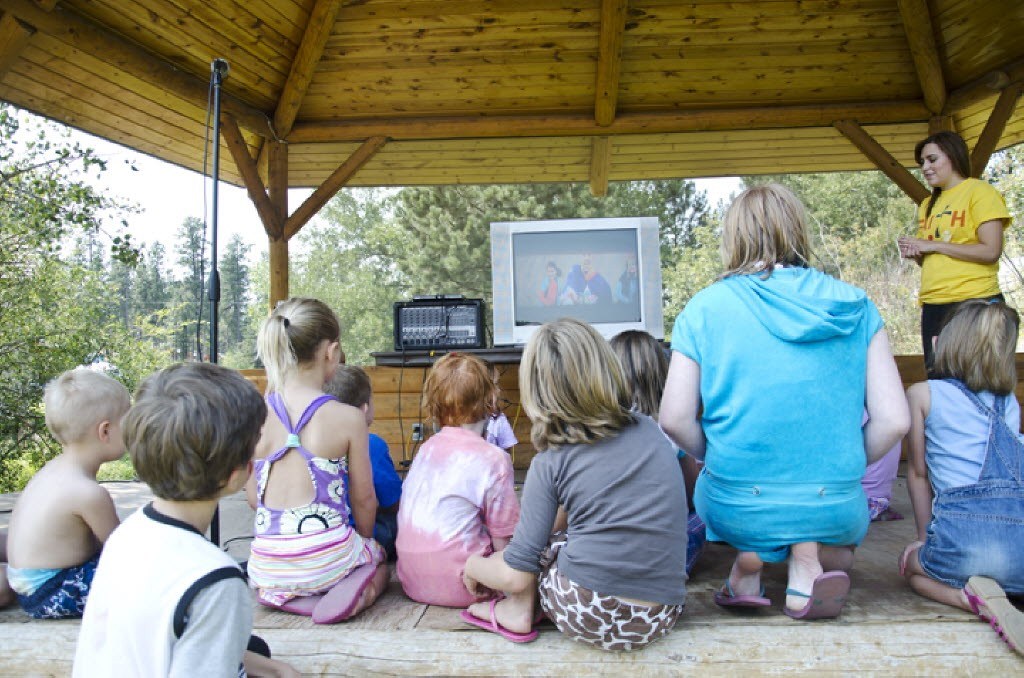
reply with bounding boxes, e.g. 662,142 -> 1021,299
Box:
411,423 -> 423,441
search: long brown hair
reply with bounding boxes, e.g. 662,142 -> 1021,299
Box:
914,131 -> 971,219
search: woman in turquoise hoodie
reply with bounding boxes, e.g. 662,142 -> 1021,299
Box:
660,184 -> 909,620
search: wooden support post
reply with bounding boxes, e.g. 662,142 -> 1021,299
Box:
897,0 -> 947,115
834,119 -> 930,204
267,141 -> 289,309
928,116 -> 955,134
589,137 -> 612,197
594,0 -> 628,127
970,84 -> 1023,177
268,237 -> 289,311
283,136 -> 387,239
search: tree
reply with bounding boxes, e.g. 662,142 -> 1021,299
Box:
0,104 -> 159,489
218,234 -> 255,367
170,216 -> 209,361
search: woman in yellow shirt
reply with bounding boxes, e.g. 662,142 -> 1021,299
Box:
897,131 -> 1013,371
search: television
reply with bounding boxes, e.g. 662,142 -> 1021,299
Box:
490,217 -> 664,346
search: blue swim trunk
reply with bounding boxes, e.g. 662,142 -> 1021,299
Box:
14,554 -> 100,619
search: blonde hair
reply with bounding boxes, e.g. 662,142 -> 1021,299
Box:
933,300 -> 1019,395
257,297 -> 340,393
423,353 -> 497,427
125,363 -> 267,501
720,183 -> 813,278
609,330 -> 668,417
326,364 -> 372,408
44,368 -> 130,445
520,318 -> 634,450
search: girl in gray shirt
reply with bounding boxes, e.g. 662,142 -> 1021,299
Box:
462,319 -> 687,651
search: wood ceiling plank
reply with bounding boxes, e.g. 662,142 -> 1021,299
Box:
0,13 -> 33,76
1,0 -> 273,137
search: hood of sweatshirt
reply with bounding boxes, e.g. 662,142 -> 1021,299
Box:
722,266 -> 870,343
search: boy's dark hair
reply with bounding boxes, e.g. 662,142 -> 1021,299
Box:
326,364 -> 372,408
124,363 -> 267,501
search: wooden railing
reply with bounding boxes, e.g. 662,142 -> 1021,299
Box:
241,354 -> 1024,471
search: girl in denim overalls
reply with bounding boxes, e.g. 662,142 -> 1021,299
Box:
901,300 -> 1024,654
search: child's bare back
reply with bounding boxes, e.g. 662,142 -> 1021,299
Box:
8,455 -> 119,570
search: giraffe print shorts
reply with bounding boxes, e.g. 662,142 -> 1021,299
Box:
536,534 -> 684,651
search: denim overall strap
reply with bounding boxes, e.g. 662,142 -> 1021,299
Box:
944,379 -> 1023,483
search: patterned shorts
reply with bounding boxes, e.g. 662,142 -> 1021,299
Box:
15,555 -> 99,619
537,534 -> 684,651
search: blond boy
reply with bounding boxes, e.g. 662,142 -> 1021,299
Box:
5,368 -> 128,619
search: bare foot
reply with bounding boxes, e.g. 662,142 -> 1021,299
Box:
786,542 -> 823,612
725,551 -> 764,598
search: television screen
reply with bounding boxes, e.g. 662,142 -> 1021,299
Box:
512,229 -> 641,326
491,217 -> 663,346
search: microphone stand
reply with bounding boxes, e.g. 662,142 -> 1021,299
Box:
208,57 -> 228,546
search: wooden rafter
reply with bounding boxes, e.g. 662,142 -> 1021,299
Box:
256,0 -> 344,172
945,58 -> 1024,115
589,137 -> 612,197
220,115 -> 281,237
0,13 -> 33,77
834,119 -> 930,204
288,101 -> 930,143
971,83 -> 1023,177
897,0 -> 946,115
0,0 -> 272,137
283,136 -> 387,239
594,0 -> 628,127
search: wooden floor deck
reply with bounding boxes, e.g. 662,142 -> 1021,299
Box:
1,477 -> 1021,676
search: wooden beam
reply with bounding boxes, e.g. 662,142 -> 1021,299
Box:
288,101 -> 931,143
269,237 -> 289,311
594,0 -> 628,127
268,141 -> 288,308
928,116 -> 955,134
834,119 -> 930,204
0,0 -> 273,138
0,14 -> 32,76
897,0 -> 946,115
970,83 -> 1023,177
945,58 -> 1024,115
220,115 -> 281,237
255,0 -> 344,179
589,137 -> 612,197
283,136 -> 386,239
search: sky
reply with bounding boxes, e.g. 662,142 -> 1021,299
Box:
63,123 -> 742,263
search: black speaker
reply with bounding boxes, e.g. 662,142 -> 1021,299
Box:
393,298 -> 485,350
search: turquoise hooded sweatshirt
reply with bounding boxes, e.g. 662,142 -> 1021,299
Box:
670,266 -> 882,560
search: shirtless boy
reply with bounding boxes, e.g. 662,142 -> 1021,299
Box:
5,368 -> 128,618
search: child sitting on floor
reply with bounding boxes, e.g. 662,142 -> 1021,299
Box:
610,329 -> 706,576
395,352 -> 520,607
463,319 -> 687,650
74,363 -> 298,677
6,368 -> 128,619
483,364 -> 518,453
900,300 -> 1024,655
326,364 -> 403,561
246,297 -> 387,624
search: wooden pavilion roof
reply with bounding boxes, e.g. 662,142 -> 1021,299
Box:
1,0 -> 1022,197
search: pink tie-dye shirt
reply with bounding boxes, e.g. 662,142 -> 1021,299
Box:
396,427 -> 520,607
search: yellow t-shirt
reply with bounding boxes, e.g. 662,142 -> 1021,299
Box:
915,178 -> 1012,305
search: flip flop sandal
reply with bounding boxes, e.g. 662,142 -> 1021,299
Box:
460,598 -> 539,643
964,576 -> 1024,654
784,571 -> 850,620
714,580 -> 771,608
